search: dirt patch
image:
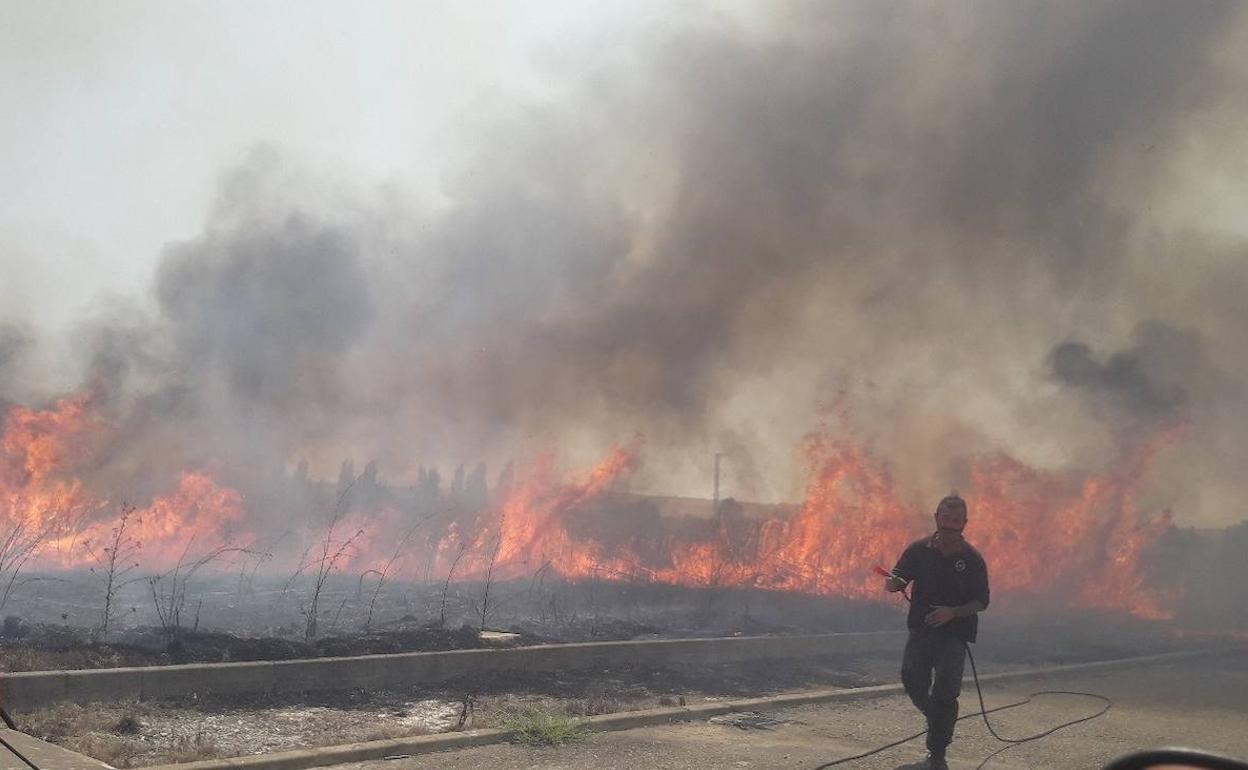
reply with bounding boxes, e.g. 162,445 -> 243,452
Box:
16,655 -> 883,767
21,696 -> 462,768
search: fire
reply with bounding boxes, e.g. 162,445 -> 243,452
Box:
440,426 -> 1178,619
967,430 -> 1180,619
119,471 -> 247,570
1,395 -> 102,562
2,394 -> 98,482
1,392 -> 1179,620
749,431 -> 916,597
3,396 -> 251,573
445,440 -> 645,580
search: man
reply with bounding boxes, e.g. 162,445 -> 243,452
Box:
884,494 -> 990,770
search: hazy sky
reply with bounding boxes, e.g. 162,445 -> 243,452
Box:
1,1 -> 737,332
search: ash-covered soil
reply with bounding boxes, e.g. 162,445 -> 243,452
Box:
17,655 -> 885,768
0,573 -> 840,671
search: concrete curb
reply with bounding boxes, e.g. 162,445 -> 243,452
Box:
139,644 -> 1242,770
0,728 -> 112,770
968,645 -> 1245,685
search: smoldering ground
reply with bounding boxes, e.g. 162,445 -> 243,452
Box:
3,1 -> 1248,529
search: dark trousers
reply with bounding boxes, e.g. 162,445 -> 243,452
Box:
901,629 -> 967,758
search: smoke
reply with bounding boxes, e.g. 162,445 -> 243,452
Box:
0,322 -> 31,401
155,214 -> 374,411
12,1 -> 1248,525
1050,322 -> 1200,425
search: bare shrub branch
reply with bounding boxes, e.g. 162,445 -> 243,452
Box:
439,540 -> 469,628
293,482 -> 365,641
82,505 -> 145,641
360,515 -> 433,631
0,507 -> 64,612
469,526 -> 504,632
149,537 -> 249,649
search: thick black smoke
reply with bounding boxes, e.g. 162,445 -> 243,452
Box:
1050,322 -> 1201,424
16,1 -> 1248,523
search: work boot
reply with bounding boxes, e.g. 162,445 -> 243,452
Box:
926,752 -> 949,770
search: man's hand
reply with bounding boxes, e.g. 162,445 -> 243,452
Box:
885,575 -> 908,593
925,606 -> 956,627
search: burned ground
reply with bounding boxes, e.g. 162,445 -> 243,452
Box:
0,569 -> 1221,672
0,571 -> 1228,768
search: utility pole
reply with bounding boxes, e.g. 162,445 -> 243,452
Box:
712,452 -> 722,520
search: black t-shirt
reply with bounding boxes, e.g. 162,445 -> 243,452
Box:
893,536 -> 990,643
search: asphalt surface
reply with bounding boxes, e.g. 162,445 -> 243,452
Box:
338,649 -> 1248,770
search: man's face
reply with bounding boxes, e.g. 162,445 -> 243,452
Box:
935,506 -> 967,534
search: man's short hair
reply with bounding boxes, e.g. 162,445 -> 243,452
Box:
936,494 -> 967,516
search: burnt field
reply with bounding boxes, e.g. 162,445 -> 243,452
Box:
2,568 -> 1236,769
0,567 -> 1225,672
3,572 -> 891,669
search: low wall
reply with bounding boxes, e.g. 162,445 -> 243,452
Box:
0,631 -> 904,712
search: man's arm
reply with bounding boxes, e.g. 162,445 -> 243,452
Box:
886,543 -> 919,592
951,600 -> 986,617
924,600 -> 984,626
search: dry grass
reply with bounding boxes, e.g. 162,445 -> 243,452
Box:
18,696 -> 447,768
165,730 -> 221,765
19,701 -> 223,768
61,734 -> 146,768
478,692 -> 638,724
59,726 -> 222,768
493,707 -> 588,747
0,643 -> 151,673
112,714 -> 143,735
340,723 -> 433,744
20,702 -> 154,741
564,693 -> 631,717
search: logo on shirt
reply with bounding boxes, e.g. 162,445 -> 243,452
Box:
954,559 -> 967,573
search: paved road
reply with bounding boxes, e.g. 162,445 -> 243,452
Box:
342,650 -> 1248,770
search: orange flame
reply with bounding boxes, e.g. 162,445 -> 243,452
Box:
1,395 -> 101,552
438,427 -> 1178,619
446,440 -> 645,580
3,396 -> 250,572
2,393 -> 1178,619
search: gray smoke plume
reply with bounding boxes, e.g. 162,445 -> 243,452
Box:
0,322 -> 31,401
18,1 -> 1248,526
156,214 -> 374,412
1050,322 -> 1202,425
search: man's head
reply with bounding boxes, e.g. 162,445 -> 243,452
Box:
934,494 -> 968,534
